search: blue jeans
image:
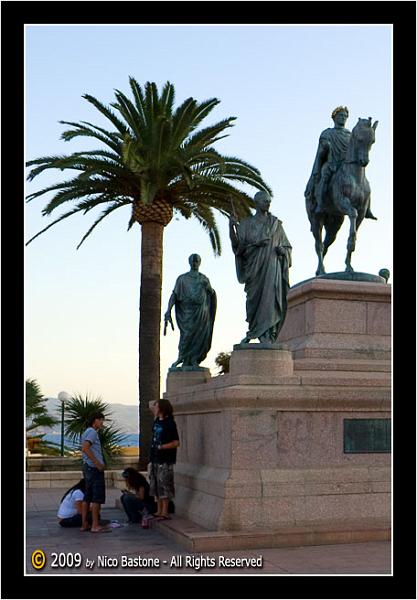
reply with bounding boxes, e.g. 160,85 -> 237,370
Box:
120,493 -> 153,523
83,464 -> 105,504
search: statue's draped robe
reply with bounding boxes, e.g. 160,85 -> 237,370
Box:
307,127 -> 351,203
234,214 -> 292,342
173,272 -> 217,365
320,127 -> 351,166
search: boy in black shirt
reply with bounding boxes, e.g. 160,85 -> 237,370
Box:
149,399 -> 180,520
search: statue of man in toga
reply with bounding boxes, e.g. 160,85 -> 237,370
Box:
229,191 -> 292,344
164,254 -> 217,370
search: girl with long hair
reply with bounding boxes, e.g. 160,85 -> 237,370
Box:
57,479 -> 89,527
120,467 -> 156,523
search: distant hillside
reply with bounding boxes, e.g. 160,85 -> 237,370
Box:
32,398 -> 139,435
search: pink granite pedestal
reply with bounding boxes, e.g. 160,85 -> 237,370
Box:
164,279 -> 391,539
279,277 -> 391,360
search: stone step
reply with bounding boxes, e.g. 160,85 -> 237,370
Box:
219,370 -> 391,389
154,516 -> 391,552
294,358 -> 391,373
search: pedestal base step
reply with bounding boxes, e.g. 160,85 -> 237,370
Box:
154,516 -> 391,552
294,358 -> 391,373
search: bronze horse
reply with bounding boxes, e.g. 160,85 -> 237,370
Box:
306,117 -> 378,275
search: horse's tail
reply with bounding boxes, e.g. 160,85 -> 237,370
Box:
323,214 -> 344,255
305,190 -> 317,228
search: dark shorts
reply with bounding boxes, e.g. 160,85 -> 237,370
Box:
148,463 -> 175,500
83,464 -> 105,504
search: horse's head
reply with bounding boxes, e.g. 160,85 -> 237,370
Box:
348,117 -> 378,167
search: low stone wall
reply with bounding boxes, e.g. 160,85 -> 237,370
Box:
26,470 -> 128,489
26,455 -> 139,472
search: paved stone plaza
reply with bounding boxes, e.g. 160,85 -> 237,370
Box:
26,488 -> 391,576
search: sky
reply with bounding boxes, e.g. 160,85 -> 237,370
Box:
25,24 -> 392,408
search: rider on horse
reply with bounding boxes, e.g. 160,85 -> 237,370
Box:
305,106 -> 377,219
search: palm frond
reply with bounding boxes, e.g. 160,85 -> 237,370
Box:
171,97 -> 198,146
121,133 -> 147,173
61,120 -> 121,144
159,81 -> 175,116
191,204 -> 222,255
27,153 -> 124,183
26,178 -> 86,202
71,149 -> 123,163
26,154 -> 79,181
41,188 -> 113,217
128,77 -> 147,128
75,201 -> 130,249
26,199 -> 112,246
182,118 -> 236,153
188,97 -> 220,129
145,81 -> 159,123
60,121 -> 120,153
174,204 -> 193,219
82,94 -> 129,134
112,89 -> 144,141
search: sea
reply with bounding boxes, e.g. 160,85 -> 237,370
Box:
42,433 -> 140,449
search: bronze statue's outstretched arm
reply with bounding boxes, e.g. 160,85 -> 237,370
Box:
229,215 -> 240,253
163,292 -> 176,335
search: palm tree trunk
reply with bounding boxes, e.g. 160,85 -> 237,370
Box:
138,221 -> 164,470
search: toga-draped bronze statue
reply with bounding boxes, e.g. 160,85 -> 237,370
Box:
229,191 -> 292,344
164,254 -> 217,370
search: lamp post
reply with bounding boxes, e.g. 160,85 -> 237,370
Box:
57,391 -> 71,457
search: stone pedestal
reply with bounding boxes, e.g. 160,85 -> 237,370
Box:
279,278 -> 391,359
164,279 -> 391,534
230,344 -> 293,378
166,368 -> 211,394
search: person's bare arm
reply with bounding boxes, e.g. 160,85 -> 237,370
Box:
158,440 -> 180,450
135,486 -> 145,500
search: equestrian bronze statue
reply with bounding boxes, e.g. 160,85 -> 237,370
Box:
305,108 -> 378,276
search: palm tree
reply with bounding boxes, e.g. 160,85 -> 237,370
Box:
26,378 -> 58,431
26,378 -> 60,455
64,393 -> 127,465
26,78 -> 272,467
